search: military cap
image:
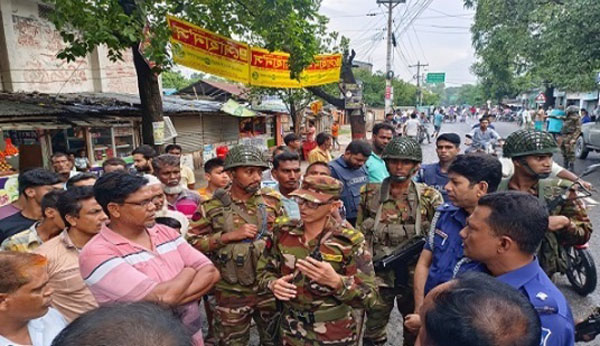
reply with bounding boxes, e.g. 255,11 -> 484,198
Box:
289,175 -> 342,203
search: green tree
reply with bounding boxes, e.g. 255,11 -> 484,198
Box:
465,0 -> 600,102
45,0 -> 334,145
161,71 -> 191,90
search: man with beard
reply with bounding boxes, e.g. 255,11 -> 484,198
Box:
131,145 -> 157,174
152,154 -> 202,218
187,145 -> 286,346
365,123 -> 394,183
358,137 -> 443,346
415,133 -> 461,202
329,140 -> 372,226
271,151 -> 302,220
79,172 -> 219,346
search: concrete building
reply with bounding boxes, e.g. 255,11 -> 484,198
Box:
0,0 -> 138,94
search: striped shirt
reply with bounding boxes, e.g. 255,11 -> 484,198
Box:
79,223 -> 212,346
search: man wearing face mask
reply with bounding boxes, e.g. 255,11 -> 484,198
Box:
152,154 -> 202,218
357,137 -> 443,346
187,144 -> 287,346
497,129 -> 593,277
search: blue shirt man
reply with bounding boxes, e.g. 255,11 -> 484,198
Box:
415,133 -> 461,202
498,258 -> 575,346
329,140 -> 371,226
411,154 -> 502,319
423,203 -> 484,294
460,192 -> 575,346
365,123 -> 394,183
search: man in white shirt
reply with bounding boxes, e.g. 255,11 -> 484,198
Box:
0,251 -> 67,346
403,113 -> 421,140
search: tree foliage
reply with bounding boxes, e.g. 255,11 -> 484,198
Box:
161,70 -> 201,90
442,84 -> 486,106
465,0 -> 600,100
353,69 -> 440,107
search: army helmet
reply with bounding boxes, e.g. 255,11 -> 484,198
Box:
223,144 -> 270,170
566,105 -> 580,115
381,137 -> 422,162
503,129 -> 559,158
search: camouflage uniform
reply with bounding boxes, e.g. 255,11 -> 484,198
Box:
357,137 -> 443,346
497,178 -> 592,275
187,145 -> 286,346
256,175 -> 379,346
561,106 -> 582,170
501,129 -> 593,276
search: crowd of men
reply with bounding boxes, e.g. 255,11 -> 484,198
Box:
0,121 -> 595,346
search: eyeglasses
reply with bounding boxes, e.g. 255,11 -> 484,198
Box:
122,195 -> 162,208
292,196 -> 327,209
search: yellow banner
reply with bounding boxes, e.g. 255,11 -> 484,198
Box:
167,15 -> 341,88
167,15 -> 250,84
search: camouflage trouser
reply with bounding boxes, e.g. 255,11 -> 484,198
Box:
539,232 -> 568,278
561,134 -> 577,168
363,286 -> 416,346
281,311 -> 357,345
214,291 -> 277,346
203,294 -> 217,346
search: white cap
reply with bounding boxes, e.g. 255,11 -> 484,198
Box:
143,174 -> 161,186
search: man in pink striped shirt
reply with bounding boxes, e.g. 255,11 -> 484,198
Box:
79,172 -> 220,346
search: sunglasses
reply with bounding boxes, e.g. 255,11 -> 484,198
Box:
292,196 -> 328,209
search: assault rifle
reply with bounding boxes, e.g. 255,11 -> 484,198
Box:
373,237 -> 426,287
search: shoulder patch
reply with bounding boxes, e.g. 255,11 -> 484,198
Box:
260,187 -> 283,200
436,203 -> 458,212
334,227 -> 365,245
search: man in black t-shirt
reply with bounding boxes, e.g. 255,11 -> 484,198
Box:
0,168 -> 62,242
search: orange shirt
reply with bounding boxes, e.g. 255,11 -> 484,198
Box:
331,123 -> 339,137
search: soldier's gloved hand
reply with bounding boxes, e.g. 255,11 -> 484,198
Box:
548,215 -> 571,232
404,314 -> 421,333
222,224 -> 258,243
270,274 -> 297,301
296,257 -> 342,290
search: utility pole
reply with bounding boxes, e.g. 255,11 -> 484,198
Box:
378,0 -> 405,115
409,61 -> 428,107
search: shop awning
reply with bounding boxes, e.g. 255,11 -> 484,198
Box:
0,121 -> 71,130
221,99 -> 264,118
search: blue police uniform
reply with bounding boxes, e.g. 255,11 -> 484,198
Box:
423,203 -> 484,294
415,163 -> 450,202
498,258 -> 575,346
329,156 -> 368,225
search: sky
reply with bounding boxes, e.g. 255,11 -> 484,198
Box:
320,0 -> 477,86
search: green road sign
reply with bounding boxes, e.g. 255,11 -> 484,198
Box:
426,72 -> 446,84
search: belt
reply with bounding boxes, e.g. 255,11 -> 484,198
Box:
286,304 -> 350,324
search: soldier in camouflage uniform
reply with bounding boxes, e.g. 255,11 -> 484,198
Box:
187,145 -> 286,346
257,175 -> 379,345
561,105 -> 582,171
500,129 -> 592,276
357,137 -> 443,346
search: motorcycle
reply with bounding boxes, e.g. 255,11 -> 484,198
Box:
550,163 -> 600,296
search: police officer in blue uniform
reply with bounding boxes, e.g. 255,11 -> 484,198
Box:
460,191 -> 575,346
407,154 -> 502,331
415,133 -> 461,202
